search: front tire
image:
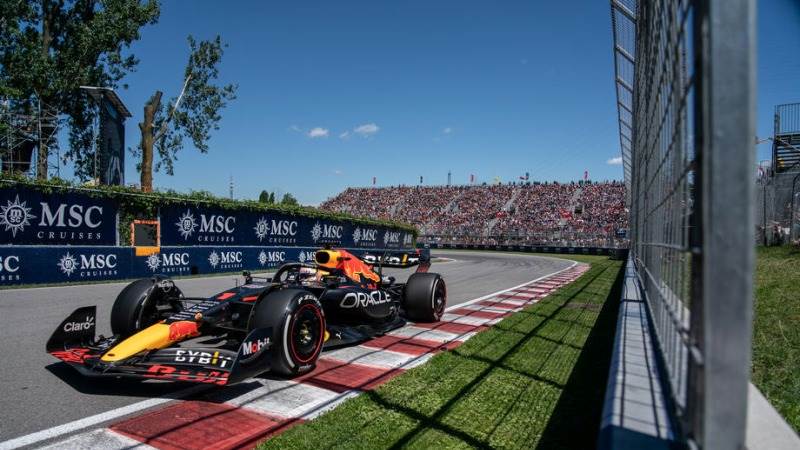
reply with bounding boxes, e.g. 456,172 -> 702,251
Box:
250,288 -> 325,377
403,273 -> 446,322
110,277 -> 182,336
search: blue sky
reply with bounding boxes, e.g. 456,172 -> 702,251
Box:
58,0 -> 800,205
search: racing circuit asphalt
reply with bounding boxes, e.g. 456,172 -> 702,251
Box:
0,250 -> 573,445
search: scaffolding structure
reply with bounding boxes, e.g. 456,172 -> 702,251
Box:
0,97 -> 60,178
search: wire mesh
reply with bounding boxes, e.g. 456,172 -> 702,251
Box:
626,0 -> 694,421
611,0 -> 697,440
612,1 -> 756,448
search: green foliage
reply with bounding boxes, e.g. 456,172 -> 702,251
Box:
280,192 -> 298,206
258,190 -> 297,206
135,35 -> 237,181
0,174 -> 417,245
0,0 -> 160,179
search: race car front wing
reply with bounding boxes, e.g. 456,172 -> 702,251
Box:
46,306 -> 275,386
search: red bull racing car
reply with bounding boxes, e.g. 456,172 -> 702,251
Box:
47,248 -> 446,386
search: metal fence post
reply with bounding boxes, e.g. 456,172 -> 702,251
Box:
690,1 -> 756,449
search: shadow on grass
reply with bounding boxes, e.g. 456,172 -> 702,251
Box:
536,261 -> 624,449
366,262 -> 624,449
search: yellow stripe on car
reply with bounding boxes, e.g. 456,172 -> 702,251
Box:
101,323 -> 173,362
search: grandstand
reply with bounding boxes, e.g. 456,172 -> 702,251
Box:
320,180 -> 628,247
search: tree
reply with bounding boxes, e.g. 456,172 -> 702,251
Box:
280,192 -> 299,206
0,0 -> 160,179
258,190 -> 272,204
135,35 -> 236,192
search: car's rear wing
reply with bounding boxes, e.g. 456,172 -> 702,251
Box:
360,248 -> 430,269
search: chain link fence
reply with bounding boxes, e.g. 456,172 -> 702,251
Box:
611,0 -> 755,449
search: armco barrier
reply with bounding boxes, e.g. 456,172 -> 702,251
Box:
0,246 -> 420,287
422,242 -> 628,259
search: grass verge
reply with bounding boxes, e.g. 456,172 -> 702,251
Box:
752,246 -> 800,432
260,257 -> 624,449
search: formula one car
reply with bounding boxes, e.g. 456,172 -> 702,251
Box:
46,248 -> 446,386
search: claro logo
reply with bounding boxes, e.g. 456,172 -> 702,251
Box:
63,315 -> 94,332
340,291 -> 392,308
0,255 -> 19,273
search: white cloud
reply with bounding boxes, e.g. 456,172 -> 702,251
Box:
289,125 -> 302,133
443,127 -> 453,134
354,123 -> 380,137
607,156 -> 623,165
333,169 -> 343,175
339,131 -> 350,139
307,127 -> 329,138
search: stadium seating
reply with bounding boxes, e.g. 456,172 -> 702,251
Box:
320,181 -> 628,247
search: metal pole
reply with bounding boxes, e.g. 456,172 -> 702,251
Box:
93,102 -> 98,182
37,96 -> 43,178
690,0 -> 756,448
791,173 -> 799,241
763,182 -> 768,246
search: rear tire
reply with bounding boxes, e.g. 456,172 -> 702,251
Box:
110,277 -> 182,336
403,273 -> 446,322
250,288 -> 325,377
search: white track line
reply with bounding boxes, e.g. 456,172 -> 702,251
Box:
0,259 -> 580,449
0,385 -> 210,450
36,428 -> 155,450
443,260 -> 577,312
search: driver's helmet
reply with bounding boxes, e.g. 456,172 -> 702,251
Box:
298,266 -> 327,282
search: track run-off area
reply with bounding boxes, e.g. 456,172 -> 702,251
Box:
0,250 -> 584,449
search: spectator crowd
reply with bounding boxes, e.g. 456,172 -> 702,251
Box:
320,181 -> 628,247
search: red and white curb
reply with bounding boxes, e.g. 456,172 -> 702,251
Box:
6,263 -> 589,450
